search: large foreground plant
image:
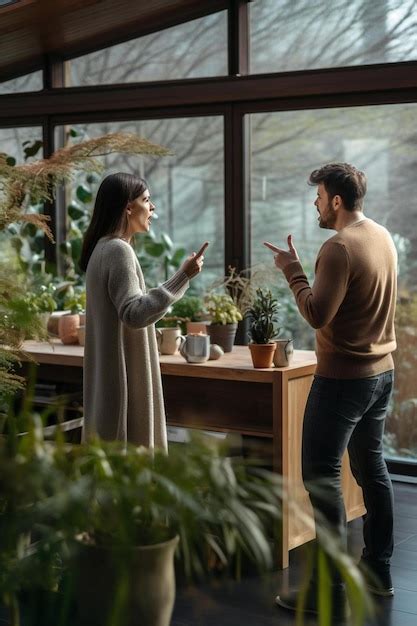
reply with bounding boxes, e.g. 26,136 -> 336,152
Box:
0,420 -> 372,626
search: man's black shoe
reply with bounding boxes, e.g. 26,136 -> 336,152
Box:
359,558 -> 394,597
275,587 -> 349,623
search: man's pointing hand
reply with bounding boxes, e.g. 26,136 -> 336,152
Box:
264,235 -> 299,270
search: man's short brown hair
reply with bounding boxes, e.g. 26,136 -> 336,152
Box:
309,163 -> 367,212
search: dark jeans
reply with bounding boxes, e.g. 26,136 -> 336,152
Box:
302,370 -> 394,575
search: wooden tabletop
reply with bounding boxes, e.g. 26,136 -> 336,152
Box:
21,340 -> 317,383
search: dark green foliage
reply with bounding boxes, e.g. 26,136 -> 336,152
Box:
246,288 -> 280,344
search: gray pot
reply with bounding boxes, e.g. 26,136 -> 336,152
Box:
75,535 -> 179,626
208,322 -> 237,353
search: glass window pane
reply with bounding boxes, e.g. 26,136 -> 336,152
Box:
249,104 -> 417,461
67,12 -> 227,86
56,117 -> 224,291
250,0 -> 417,73
0,70 -> 43,94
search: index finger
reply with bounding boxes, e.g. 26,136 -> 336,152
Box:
195,241 -> 210,258
263,241 -> 284,254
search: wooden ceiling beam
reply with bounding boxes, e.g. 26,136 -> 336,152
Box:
0,0 -> 230,82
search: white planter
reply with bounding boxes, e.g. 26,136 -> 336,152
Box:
273,339 -> 294,367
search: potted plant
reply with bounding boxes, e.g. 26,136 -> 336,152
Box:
246,288 -> 279,368
204,293 -> 242,352
0,425 -> 284,626
58,287 -> 86,345
170,295 -> 206,334
22,284 -> 57,333
0,421 -> 372,626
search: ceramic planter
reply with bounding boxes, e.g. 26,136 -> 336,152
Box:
58,313 -> 80,345
273,339 -> 294,367
75,535 -> 179,626
208,322 -> 237,353
248,342 -> 276,368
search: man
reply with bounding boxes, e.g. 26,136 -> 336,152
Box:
264,163 -> 397,621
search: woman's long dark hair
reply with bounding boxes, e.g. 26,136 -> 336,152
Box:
79,172 -> 148,272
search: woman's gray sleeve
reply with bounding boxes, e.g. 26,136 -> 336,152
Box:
106,241 -> 189,328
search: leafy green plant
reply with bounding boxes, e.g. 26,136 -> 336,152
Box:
204,294 -> 242,325
0,418 -> 372,626
168,295 -> 205,332
246,288 -> 280,344
171,295 -> 204,322
63,287 -> 86,314
22,285 -> 57,315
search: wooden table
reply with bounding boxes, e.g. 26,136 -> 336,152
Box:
20,340 -> 365,568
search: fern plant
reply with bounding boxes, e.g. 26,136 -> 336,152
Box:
246,288 -> 280,344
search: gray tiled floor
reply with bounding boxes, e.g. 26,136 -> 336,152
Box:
172,481 -> 417,626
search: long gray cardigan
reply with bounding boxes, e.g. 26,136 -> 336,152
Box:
83,237 -> 189,450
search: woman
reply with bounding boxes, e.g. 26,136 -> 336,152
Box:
79,172 -> 208,450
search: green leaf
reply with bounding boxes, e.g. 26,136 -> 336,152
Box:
21,223 -> 38,238
76,185 -> 93,203
68,203 -> 85,220
70,238 -> 82,262
60,241 -> 72,255
23,140 -> 43,159
69,128 -> 78,137
6,156 -> 16,166
86,173 -> 100,184
161,233 -> 173,250
144,242 -> 165,257
171,248 -> 186,266
318,549 -> 332,626
33,235 -> 45,254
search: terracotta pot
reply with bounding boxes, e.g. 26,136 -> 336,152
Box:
75,535 -> 179,626
58,313 -> 80,345
207,322 -> 237,353
248,342 -> 276,368
47,311 -> 68,336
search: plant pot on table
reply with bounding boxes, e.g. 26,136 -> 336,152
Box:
58,313 -> 80,345
207,322 -> 237,353
248,342 -> 276,368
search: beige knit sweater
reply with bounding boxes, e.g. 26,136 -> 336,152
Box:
83,236 -> 189,450
283,218 -> 397,379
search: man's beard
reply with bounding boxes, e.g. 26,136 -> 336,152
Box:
318,203 -> 337,229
